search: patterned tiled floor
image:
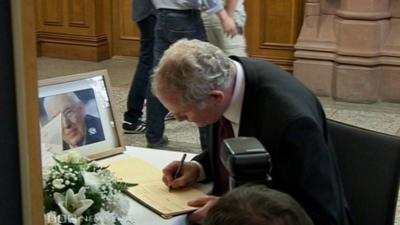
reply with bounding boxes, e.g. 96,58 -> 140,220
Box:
38,56 -> 400,225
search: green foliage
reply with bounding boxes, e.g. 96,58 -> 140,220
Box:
114,181 -> 137,192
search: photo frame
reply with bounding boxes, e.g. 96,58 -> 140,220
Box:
38,70 -> 124,162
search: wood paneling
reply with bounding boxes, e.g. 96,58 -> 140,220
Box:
42,0 -> 63,26
245,0 -> 304,71
35,0 -> 304,63
11,0 -> 44,224
36,0 -> 110,61
109,0 -> 304,61
112,0 -> 140,56
68,0 -> 89,28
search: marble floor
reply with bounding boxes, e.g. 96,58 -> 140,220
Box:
37,56 -> 400,224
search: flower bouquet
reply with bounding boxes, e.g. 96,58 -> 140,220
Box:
43,151 -> 136,225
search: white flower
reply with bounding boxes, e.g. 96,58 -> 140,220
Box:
53,187 -> 93,218
58,151 -> 83,163
88,161 -> 101,168
43,170 -> 51,187
82,172 -> 101,191
44,211 -> 61,225
106,194 -> 129,216
43,152 -> 132,225
52,179 -> 65,189
94,209 -> 117,225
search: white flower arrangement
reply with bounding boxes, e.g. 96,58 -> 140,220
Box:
43,151 -> 136,225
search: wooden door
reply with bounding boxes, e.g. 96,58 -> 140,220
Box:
245,0 -> 304,71
111,0 -> 141,56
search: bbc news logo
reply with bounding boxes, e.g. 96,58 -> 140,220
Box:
44,214 -> 135,224
45,214 -> 93,224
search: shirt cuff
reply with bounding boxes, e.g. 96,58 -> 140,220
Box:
191,160 -> 206,181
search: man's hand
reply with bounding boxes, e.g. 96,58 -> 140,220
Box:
187,196 -> 220,224
216,10 -> 238,38
162,161 -> 200,189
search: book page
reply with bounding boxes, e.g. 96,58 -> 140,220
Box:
128,180 -> 206,217
107,158 -> 162,183
106,157 -> 207,217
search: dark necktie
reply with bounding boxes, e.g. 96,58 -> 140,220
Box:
216,116 -> 234,194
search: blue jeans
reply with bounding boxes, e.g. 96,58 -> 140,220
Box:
124,15 -> 156,123
146,9 -> 209,149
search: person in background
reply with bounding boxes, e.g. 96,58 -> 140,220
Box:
204,185 -> 315,225
154,39 -> 352,225
122,0 -> 156,134
202,0 -> 247,57
145,0 -> 238,148
43,93 -> 105,150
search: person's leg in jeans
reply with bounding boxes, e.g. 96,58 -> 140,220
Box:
145,10 -> 209,148
123,15 -> 156,133
145,11 -> 170,146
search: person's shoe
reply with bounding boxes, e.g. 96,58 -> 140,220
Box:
164,112 -> 175,121
147,136 -> 169,148
123,120 -> 146,134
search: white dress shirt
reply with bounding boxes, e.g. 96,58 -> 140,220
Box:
194,59 -> 245,181
223,59 -> 245,137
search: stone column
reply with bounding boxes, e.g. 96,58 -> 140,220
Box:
294,0 -> 400,103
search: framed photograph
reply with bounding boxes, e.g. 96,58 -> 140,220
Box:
38,70 -> 124,162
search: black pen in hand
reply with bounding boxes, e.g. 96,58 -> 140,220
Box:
169,153 -> 187,192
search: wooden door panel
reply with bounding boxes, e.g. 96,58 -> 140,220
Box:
36,0 -> 110,61
38,0 -> 93,35
68,0 -> 89,28
112,0 -> 140,56
246,0 -> 304,71
119,0 -> 139,40
264,0 -> 294,44
42,0 -> 63,26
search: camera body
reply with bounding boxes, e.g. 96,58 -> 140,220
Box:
220,137 -> 272,190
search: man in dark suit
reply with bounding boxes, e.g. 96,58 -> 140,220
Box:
43,93 -> 105,150
154,39 -> 352,225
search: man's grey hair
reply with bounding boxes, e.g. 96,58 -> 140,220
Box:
204,185 -> 315,225
152,39 -> 233,108
43,92 -> 82,116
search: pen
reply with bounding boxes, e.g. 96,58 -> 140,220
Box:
169,153 -> 187,191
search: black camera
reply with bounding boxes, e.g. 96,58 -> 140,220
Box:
220,137 -> 272,190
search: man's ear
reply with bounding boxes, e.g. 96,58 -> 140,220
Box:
208,90 -> 225,104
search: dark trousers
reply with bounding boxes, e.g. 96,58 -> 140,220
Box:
146,9 -> 209,150
124,15 -> 156,123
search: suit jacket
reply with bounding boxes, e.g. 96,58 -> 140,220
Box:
63,114 -> 105,150
193,57 -> 352,225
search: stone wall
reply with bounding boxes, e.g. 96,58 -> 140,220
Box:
294,0 -> 400,103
